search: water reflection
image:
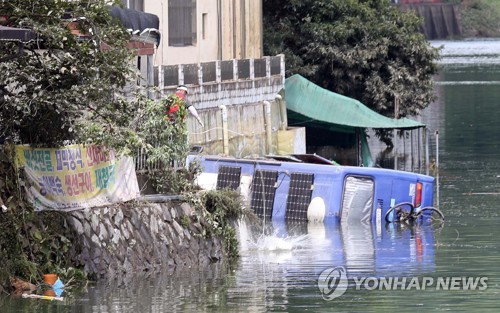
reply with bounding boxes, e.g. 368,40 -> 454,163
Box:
219,220 -> 439,312
0,266 -> 231,313
71,221 -> 437,313
240,220 -> 436,277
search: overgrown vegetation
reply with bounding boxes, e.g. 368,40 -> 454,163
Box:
263,0 -> 440,146
135,97 -> 192,194
0,0 -> 235,293
0,0 -> 141,290
0,144 -> 85,292
460,0 -> 500,37
188,189 -> 248,260
0,0 -> 189,292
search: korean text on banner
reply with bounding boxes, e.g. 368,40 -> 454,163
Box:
15,144 -> 140,211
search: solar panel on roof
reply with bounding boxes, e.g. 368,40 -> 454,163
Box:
216,165 -> 241,190
250,170 -> 278,219
285,172 -> 314,221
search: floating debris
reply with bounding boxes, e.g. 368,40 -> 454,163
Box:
21,293 -> 63,302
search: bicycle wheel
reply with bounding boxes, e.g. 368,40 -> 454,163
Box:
385,202 -> 415,223
415,206 -> 445,221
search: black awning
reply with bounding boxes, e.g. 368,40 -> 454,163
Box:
109,6 -> 160,45
0,25 -> 37,42
0,25 -> 39,62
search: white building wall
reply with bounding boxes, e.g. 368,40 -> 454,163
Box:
144,0 -> 262,66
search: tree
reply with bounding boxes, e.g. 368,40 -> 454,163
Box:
0,0 -> 193,284
460,0 -> 500,37
0,0 -> 139,149
263,0 -> 440,144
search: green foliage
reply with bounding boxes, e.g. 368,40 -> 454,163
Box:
0,145 -> 84,289
263,0 -> 440,145
179,214 -> 191,228
190,189 -> 246,260
0,0 -> 141,150
460,0 -> 500,37
0,145 -> 33,282
0,0 -> 145,290
0,0 -> 197,288
134,97 -> 194,194
26,212 -> 77,274
203,189 -> 244,220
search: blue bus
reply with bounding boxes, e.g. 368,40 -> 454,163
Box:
187,154 -> 441,225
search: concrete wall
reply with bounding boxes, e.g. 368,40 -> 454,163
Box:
399,3 -> 462,39
66,202 -> 224,278
157,56 -> 285,110
188,99 -> 283,157
148,54 -> 306,158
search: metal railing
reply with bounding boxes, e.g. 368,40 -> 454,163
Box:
154,55 -> 286,110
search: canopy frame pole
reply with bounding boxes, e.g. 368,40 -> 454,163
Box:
393,129 -> 398,170
435,130 -> 440,208
425,128 -> 430,176
393,97 -> 400,170
417,128 -> 420,173
411,130 -> 414,172
356,128 -> 361,166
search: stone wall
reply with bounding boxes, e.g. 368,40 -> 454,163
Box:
66,201 -> 224,279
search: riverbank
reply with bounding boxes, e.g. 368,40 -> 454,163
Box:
0,188 -> 245,293
67,201 -> 226,279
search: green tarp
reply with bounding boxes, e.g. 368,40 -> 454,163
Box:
285,74 -> 425,132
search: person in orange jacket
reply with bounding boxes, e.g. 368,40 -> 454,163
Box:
164,85 -> 204,127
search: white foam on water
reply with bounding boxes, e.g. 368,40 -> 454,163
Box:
250,234 -> 301,251
237,219 -> 309,253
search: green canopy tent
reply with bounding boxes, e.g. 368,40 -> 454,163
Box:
284,74 -> 426,166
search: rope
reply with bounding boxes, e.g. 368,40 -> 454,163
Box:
189,127 -> 249,137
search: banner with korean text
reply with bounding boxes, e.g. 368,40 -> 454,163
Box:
16,144 -> 140,211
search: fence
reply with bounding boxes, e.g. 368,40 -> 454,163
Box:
134,55 -> 287,172
367,127 -> 438,176
155,55 -> 285,110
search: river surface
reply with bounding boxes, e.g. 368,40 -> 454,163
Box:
3,40 -> 500,312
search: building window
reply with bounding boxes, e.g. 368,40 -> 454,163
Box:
122,0 -> 144,11
168,0 -> 197,46
202,13 -> 207,40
